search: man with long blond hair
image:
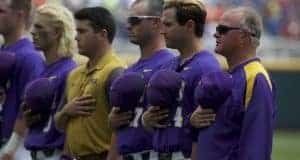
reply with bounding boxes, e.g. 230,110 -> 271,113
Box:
5,3 -> 79,160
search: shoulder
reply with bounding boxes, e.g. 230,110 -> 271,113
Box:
243,60 -> 272,90
192,51 -> 221,74
105,54 -> 127,71
67,65 -> 85,81
16,45 -> 44,65
160,56 -> 178,70
195,51 -> 220,66
243,60 -> 273,108
56,58 -> 78,77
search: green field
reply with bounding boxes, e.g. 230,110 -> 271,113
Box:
273,130 -> 300,160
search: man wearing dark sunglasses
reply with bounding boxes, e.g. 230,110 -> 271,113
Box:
108,0 -> 174,160
142,1 -> 222,160
196,7 -> 277,160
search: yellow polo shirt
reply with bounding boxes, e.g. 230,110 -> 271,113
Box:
65,52 -> 126,156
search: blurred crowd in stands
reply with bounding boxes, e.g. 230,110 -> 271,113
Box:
33,0 -> 300,40
205,0 -> 300,40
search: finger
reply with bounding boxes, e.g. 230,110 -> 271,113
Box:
194,114 -> 216,120
156,109 -> 169,115
146,109 -> 168,118
148,106 -> 160,112
194,118 -> 215,125
111,107 -> 120,113
77,106 -> 96,112
153,113 -> 168,121
75,95 -> 94,101
76,99 -> 96,106
23,109 -> 32,116
76,110 -> 94,116
154,123 -> 168,128
198,108 -> 215,114
195,122 -> 211,128
145,112 -> 167,122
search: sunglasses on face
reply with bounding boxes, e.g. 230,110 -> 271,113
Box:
216,25 -> 241,35
127,16 -> 160,25
216,24 -> 257,37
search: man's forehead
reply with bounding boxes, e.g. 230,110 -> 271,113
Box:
164,0 -> 206,10
76,20 -> 91,28
0,0 -> 11,7
162,8 -> 175,19
219,10 -> 243,26
129,1 -> 148,16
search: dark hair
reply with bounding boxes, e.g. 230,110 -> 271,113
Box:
74,7 -> 116,43
133,0 -> 164,16
10,0 -> 33,29
164,1 -> 207,37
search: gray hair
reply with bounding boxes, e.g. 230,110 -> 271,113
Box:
133,0 -> 164,16
229,7 -> 263,47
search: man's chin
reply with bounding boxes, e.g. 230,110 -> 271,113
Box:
214,47 -> 222,54
166,43 -> 176,50
129,39 -> 138,45
78,50 -> 87,56
34,45 -> 43,52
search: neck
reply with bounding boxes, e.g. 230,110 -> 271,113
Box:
227,48 -> 256,71
87,43 -> 112,69
3,27 -> 25,47
178,38 -> 203,59
44,45 -> 63,65
140,36 -> 166,59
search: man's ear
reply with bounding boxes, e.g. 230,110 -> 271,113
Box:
96,29 -> 108,41
54,26 -> 64,40
185,19 -> 196,33
240,30 -> 252,45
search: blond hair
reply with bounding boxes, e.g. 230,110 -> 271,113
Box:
36,3 -> 77,58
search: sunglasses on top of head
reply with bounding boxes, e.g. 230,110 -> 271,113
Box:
127,16 -> 160,25
216,24 -> 256,37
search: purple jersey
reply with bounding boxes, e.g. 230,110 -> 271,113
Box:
197,58 -> 277,160
153,50 -> 221,156
24,58 -> 77,150
116,49 -> 174,154
0,38 -> 44,140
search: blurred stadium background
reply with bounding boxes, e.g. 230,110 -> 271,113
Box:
29,0 -> 300,159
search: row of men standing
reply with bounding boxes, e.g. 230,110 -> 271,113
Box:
0,0 -> 276,160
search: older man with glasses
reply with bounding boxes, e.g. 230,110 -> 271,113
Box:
194,7 -> 277,160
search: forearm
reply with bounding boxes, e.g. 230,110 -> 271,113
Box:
191,142 -> 198,160
107,133 -> 121,160
1,119 -> 26,155
54,110 -> 69,132
141,113 -> 154,132
13,118 -> 27,137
